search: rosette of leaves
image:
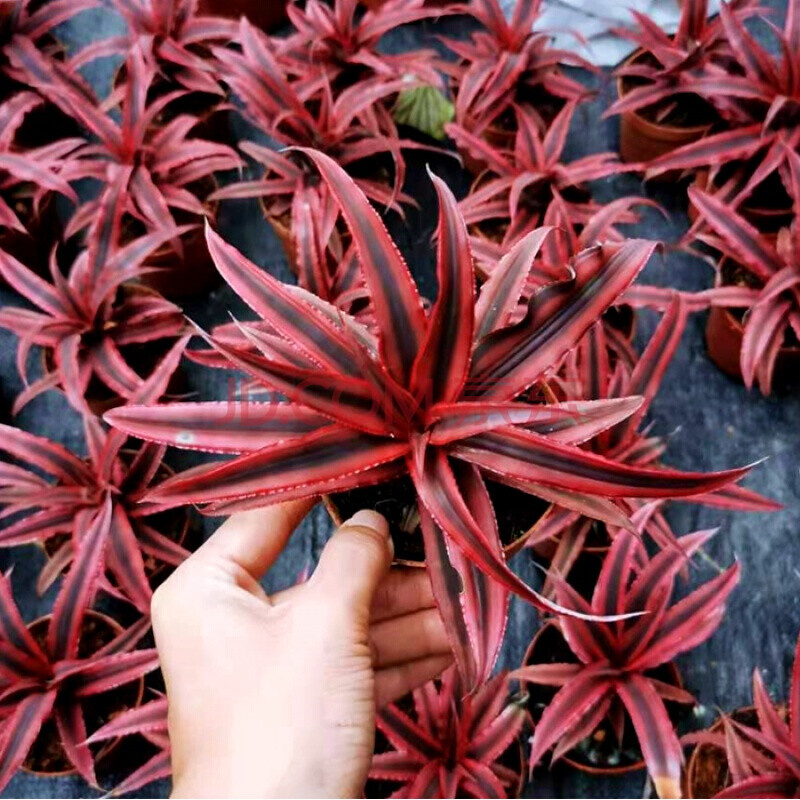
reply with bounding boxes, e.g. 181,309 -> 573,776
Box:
0,338 -> 190,614
107,149 -> 754,689
0,573 -> 158,792
515,528 -> 740,798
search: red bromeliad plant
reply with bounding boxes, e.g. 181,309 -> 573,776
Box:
0,0 -> 97,72
452,102 -> 630,253
647,0 -> 800,199
278,0 -> 441,94
85,696 -> 171,795
370,668 -> 527,798
441,0 -> 591,140
0,571 -> 158,791
283,193 -> 372,319
515,528 -> 740,799
688,167 -> 800,395
7,38 -> 242,254
0,338 -> 191,614
469,189 -> 655,283
68,0 -> 237,97
107,149 -> 755,686
211,19 -> 420,224
0,91 -> 80,236
684,633 -> 800,798
0,205 -> 186,414
371,568 -> 520,795
531,295 -> 779,583
606,0 -> 756,127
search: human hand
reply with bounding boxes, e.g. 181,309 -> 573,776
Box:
152,500 -> 453,798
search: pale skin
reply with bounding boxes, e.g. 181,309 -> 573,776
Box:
152,499 -> 453,798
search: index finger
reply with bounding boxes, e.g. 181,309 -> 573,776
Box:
196,498 -> 316,581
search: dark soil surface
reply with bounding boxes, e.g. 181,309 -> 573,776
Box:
329,476 -> 550,563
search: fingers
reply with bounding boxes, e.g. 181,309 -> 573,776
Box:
196,498 -> 315,581
370,607 -> 450,669
311,510 -> 392,613
272,566 -> 436,621
375,655 -> 453,708
370,568 -> 435,622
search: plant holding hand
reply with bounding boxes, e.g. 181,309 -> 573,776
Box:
108,147 -> 758,695
151,501 -> 453,798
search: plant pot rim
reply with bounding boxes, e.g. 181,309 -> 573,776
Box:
21,609 -> 146,778
507,735 -> 527,798
684,704 -> 759,799
523,620 -> 684,776
715,258 -> 800,355
322,493 -> 554,569
696,168 -> 794,227
616,50 -> 713,140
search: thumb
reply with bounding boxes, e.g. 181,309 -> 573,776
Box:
312,510 -> 392,615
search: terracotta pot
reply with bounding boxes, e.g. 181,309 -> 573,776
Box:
22,610 -> 146,777
324,489 -> 554,569
705,267 -> 800,387
684,706 -> 762,798
262,205 -> 298,275
524,621 -> 684,776
689,169 -> 794,233
198,0 -> 289,30
617,52 -> 712,166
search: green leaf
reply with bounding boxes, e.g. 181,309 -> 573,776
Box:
393,85 -> 455,141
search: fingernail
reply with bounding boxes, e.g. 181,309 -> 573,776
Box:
345,509 -> 389,538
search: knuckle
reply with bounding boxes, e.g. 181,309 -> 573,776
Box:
372,579 -> 392,612
149,583 -> 173,624
338,525 -> 389,560
422,608 -> 443,647
368,634 -> 381,667
150,569 -> 190,623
